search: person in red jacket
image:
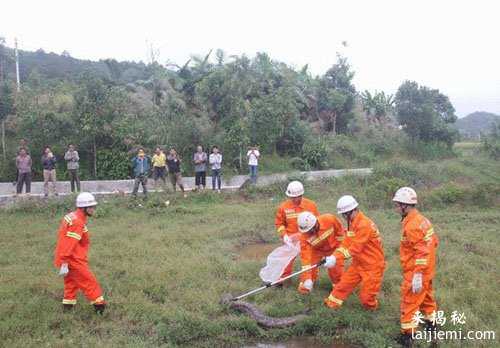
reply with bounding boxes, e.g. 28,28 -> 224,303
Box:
296,212 -> 345,294
393,187 -> 439,346
275,181 -> 319,282
54,192 -> 106,314
324,195 -> 386,311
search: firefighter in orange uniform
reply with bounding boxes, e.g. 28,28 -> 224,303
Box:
54,192 -> 106,314
275,181 -> 319,281
393,187 -> 439,346
296,212 -> 345,294
324,195 -> 386,310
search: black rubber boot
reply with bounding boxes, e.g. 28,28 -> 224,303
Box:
397,333 -> 413,347
63,304 -> 75,312
423,319 -> 437,332
93,303 -> 106,315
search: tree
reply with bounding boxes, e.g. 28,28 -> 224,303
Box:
395,80 -> 457,147
361,90 -> 395,124
73,74 -> 120,177
317,55 -> 356,134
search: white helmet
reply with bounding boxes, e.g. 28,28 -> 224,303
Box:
286,181 -> 304,197
297,211 -> 317,233
337,195 -> 359,214
393,187 -> 417,205
76,192 -> 98,208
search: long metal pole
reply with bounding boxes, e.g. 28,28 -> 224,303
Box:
231,260 -> 326,301
14,38 -> 20,92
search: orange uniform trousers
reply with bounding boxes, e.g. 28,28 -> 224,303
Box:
326,264 -> 385,310
400,272 -> 437,333
62,262 -> 104,305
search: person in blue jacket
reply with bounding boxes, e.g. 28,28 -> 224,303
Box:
131,148 -> 151,199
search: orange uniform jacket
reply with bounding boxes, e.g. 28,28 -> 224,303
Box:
400,209 -> 438,279
275,197 -> 319,237
54,209 -> 90,267
333,211 -> 385,269
300,214 -> 345,281
300,214 -> 344,270
400,209 -> 439,333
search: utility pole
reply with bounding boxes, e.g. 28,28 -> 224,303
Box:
14,38 -> 20,92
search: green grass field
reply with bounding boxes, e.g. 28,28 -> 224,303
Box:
1,154 -> 499,347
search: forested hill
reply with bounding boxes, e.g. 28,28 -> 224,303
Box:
0,41 -> 460,182
0,46 -> 152,83
455,111 -> 500,138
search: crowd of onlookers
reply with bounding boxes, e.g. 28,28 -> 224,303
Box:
11,138 -> 261,198
13,139 -> 81,197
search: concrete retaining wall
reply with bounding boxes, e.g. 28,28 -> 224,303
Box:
0,168 -> 372,205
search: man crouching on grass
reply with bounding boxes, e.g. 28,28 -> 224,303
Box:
54,192 -> 106,314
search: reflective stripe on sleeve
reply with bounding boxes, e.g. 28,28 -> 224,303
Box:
335,247 -> 351,259
64,215 -> 73,226
423,228 -> 435,241
62,299 -> 77,305
66,232 -> 82,240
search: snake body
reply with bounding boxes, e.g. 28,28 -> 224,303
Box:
221,293 -> 307,329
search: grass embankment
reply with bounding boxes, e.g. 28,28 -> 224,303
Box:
0,154 -> 499,347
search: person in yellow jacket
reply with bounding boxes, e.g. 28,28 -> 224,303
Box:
393,187 -> 439,346
151,147 -> 167,190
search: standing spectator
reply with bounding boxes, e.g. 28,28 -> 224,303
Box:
209,146 -> 222,193
247,145 -> 260,185
42,146 -> 58,197
15,147 -> 32,195
193,145 -> 207,191
131,148 -> 151,199
13,139 -> 30,186
151,147 -> 167,191
64,144 -> 81,193
167,148 -> 187,197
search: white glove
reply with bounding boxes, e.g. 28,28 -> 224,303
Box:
412,272 -> 423,293
303,279 -> 313,291
283,234 -> 293,246
59,263 -> 69,277
324,255 -> 337,268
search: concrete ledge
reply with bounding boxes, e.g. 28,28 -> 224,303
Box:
0,168 -> 372,206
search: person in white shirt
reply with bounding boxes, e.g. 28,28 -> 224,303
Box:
209,146 -> 223,193
247,145 -> 260,184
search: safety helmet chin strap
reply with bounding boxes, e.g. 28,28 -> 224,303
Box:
398,203 -> 415,220
82,206 -> 94,216
343,209 -> 357,230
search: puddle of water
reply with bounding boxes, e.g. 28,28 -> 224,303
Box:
243,337 -> 356,348
238,243 -> 280,260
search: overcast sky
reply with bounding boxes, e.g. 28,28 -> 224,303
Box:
2,0 -> 499,117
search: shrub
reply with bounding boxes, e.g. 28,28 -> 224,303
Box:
96,149 -> 130,179
365,177 -> 407,208
372,160 -> 430,187
290,157 -> 306,170
469,183 -> 500,207
481,138 -> 500,160
427,183 -> 466,206
406,141 -> 456,160
301,137 -> 328,170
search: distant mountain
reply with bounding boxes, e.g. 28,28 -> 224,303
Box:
0,45 -> 153,84
455,111 -> 500,138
